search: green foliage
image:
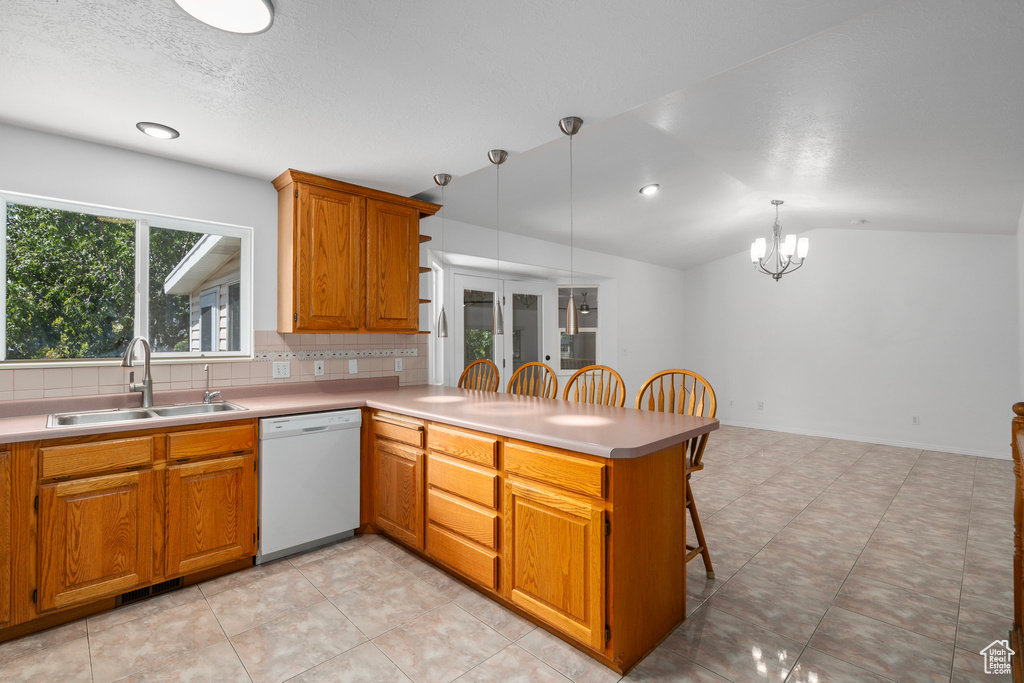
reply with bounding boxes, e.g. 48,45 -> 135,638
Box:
4,204 -> 201,360
464,328 -> 493,364
6,204 -> 135,359
148,227 -> 201,352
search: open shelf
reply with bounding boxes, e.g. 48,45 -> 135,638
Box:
419,266 -> 430,274
419,299 -> 430,304
419,235 -> 432,243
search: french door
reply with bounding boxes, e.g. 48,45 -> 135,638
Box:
451,274 -> 556,390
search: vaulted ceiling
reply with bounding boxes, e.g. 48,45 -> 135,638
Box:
2,0 -> 1022,268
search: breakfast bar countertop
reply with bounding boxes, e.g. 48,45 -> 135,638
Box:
0,378 -> 718,458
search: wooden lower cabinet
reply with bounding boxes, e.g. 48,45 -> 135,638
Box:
0,450 -> 11,628
166,454 -> 256,576
37,470 -> 154,612
374,439 -> 423,549
503,478 -> 606,651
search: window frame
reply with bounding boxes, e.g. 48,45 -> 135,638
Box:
0,190 -> 253,366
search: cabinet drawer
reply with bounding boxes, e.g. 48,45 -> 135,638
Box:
427,523 -> 499,592
427,489 -> 498,550
427,424 -> 497,467
166,424 -> 254,461
427,453 -> 497,509
373,412 -> 425,448
41,436 -> 154,480
505,442 -> 606,499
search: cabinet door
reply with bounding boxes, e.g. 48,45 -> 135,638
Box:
365,199 -> 419,332
166,454 -> 256,577
0,450 -> 11,628
504,479 -> 606,651
375,439 -> 423,549
38,471 -> 153,612
296,183 -> 364,331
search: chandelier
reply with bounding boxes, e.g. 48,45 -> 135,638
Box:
750,200 -> 808,281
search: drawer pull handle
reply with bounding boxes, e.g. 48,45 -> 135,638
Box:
175,458 -> 191,463
125,465 -> 143,471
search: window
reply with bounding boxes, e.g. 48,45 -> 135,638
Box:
559,286 -> 598,371
1,193 -> 252,363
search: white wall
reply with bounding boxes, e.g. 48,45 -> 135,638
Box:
1018,201 -> 1024,398
0,123 -> 280,331
421,217 -> 689,396
683,228 -> 1018,458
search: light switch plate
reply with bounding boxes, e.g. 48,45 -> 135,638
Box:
272,362 -> 290,378
348,359 -> 358,374
394,358 -> 403,372
313,360 -> 325,376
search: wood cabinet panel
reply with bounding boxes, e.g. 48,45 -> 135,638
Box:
165,455 -> 256,577
427,424 -> 498,467
38,471 -> 153,612
365,199 -> 419,332
375,439 -> 423,549
372,413 -> 425,448
40,437 -> 153,480
426,523 -> 499,592
504,479 -> 605,651
0,450 -> 10,628
427,453 -> 498,509
166,423 -> 254,461
296,184 -> 364,331
426,489 -> 498,550
505,442 -> 606,499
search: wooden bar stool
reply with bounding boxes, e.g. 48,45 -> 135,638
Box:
563,365 -> 626,407
507,362 -> 558,399
635,369 -> 717,578
458,359 -> 500,392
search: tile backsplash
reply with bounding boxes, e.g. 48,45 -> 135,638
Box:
0,331 -> 429,402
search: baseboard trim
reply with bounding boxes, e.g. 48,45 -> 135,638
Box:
717,419 -> 1009,460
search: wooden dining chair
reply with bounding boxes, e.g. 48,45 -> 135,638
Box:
506,362 -> 558,399
635,369 -> 718,578
563,365 -> 626,407
458,359 -> 500,392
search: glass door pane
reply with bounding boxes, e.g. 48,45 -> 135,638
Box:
511,293 -> 542,373
463,288 -> 495,367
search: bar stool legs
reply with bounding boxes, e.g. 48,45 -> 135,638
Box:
685,476 -> 714,579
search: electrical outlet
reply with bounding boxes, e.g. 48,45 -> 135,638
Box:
394,358 -> 403,372
272,362 -> 290,379
313,360 -> 325,376
348,359 -> 358,374
757,401 -> 764,411
730,400 -> 735,407
912,416 -> 920,426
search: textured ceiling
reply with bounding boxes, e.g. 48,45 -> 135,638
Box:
2,0 -> 1023,268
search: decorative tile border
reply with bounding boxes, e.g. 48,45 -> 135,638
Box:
253,348 -> 419,361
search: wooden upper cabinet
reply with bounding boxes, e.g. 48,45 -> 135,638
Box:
37,471 -> 153,612
165,454 -> 256,577
274,169 -> 439,334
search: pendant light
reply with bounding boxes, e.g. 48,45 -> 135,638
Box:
560,116 -> 582,336
579,291 -> 591,315
750,199 -> 809,282
488,149 -> 508,335
433,173 -> 451,337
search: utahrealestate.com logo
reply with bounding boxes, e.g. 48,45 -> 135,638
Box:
980,640 -> 1014,675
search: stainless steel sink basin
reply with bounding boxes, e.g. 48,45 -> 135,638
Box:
47,402 -> 246,428
149,402 -> 246,418
47,408 -> 156,428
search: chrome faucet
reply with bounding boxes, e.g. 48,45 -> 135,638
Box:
203,364 -> 222,404
121,336 -> 153,408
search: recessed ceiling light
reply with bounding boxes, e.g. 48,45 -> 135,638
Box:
136,122 -> 180,140
639,184 -> 660,196
173,0 -> 274,35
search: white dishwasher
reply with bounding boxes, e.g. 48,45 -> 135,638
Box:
257,409 -> 361,564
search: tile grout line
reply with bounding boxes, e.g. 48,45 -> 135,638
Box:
948,455 -> 980,681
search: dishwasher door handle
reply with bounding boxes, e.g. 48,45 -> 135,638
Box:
302,425 -> 329,433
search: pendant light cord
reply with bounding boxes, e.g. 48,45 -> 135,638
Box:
496,163 -> 500,281
569,132 -> 574,295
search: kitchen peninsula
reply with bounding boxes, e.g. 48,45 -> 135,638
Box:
0,379 -> 717,674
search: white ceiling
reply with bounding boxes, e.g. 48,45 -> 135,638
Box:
2,0 -> 1023,269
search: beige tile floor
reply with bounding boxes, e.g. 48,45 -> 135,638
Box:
0,425 -> 1015,682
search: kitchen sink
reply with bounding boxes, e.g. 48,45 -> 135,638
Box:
47,402 -> 246,428
47,408 -> 156,428
149,402 -> 246,418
